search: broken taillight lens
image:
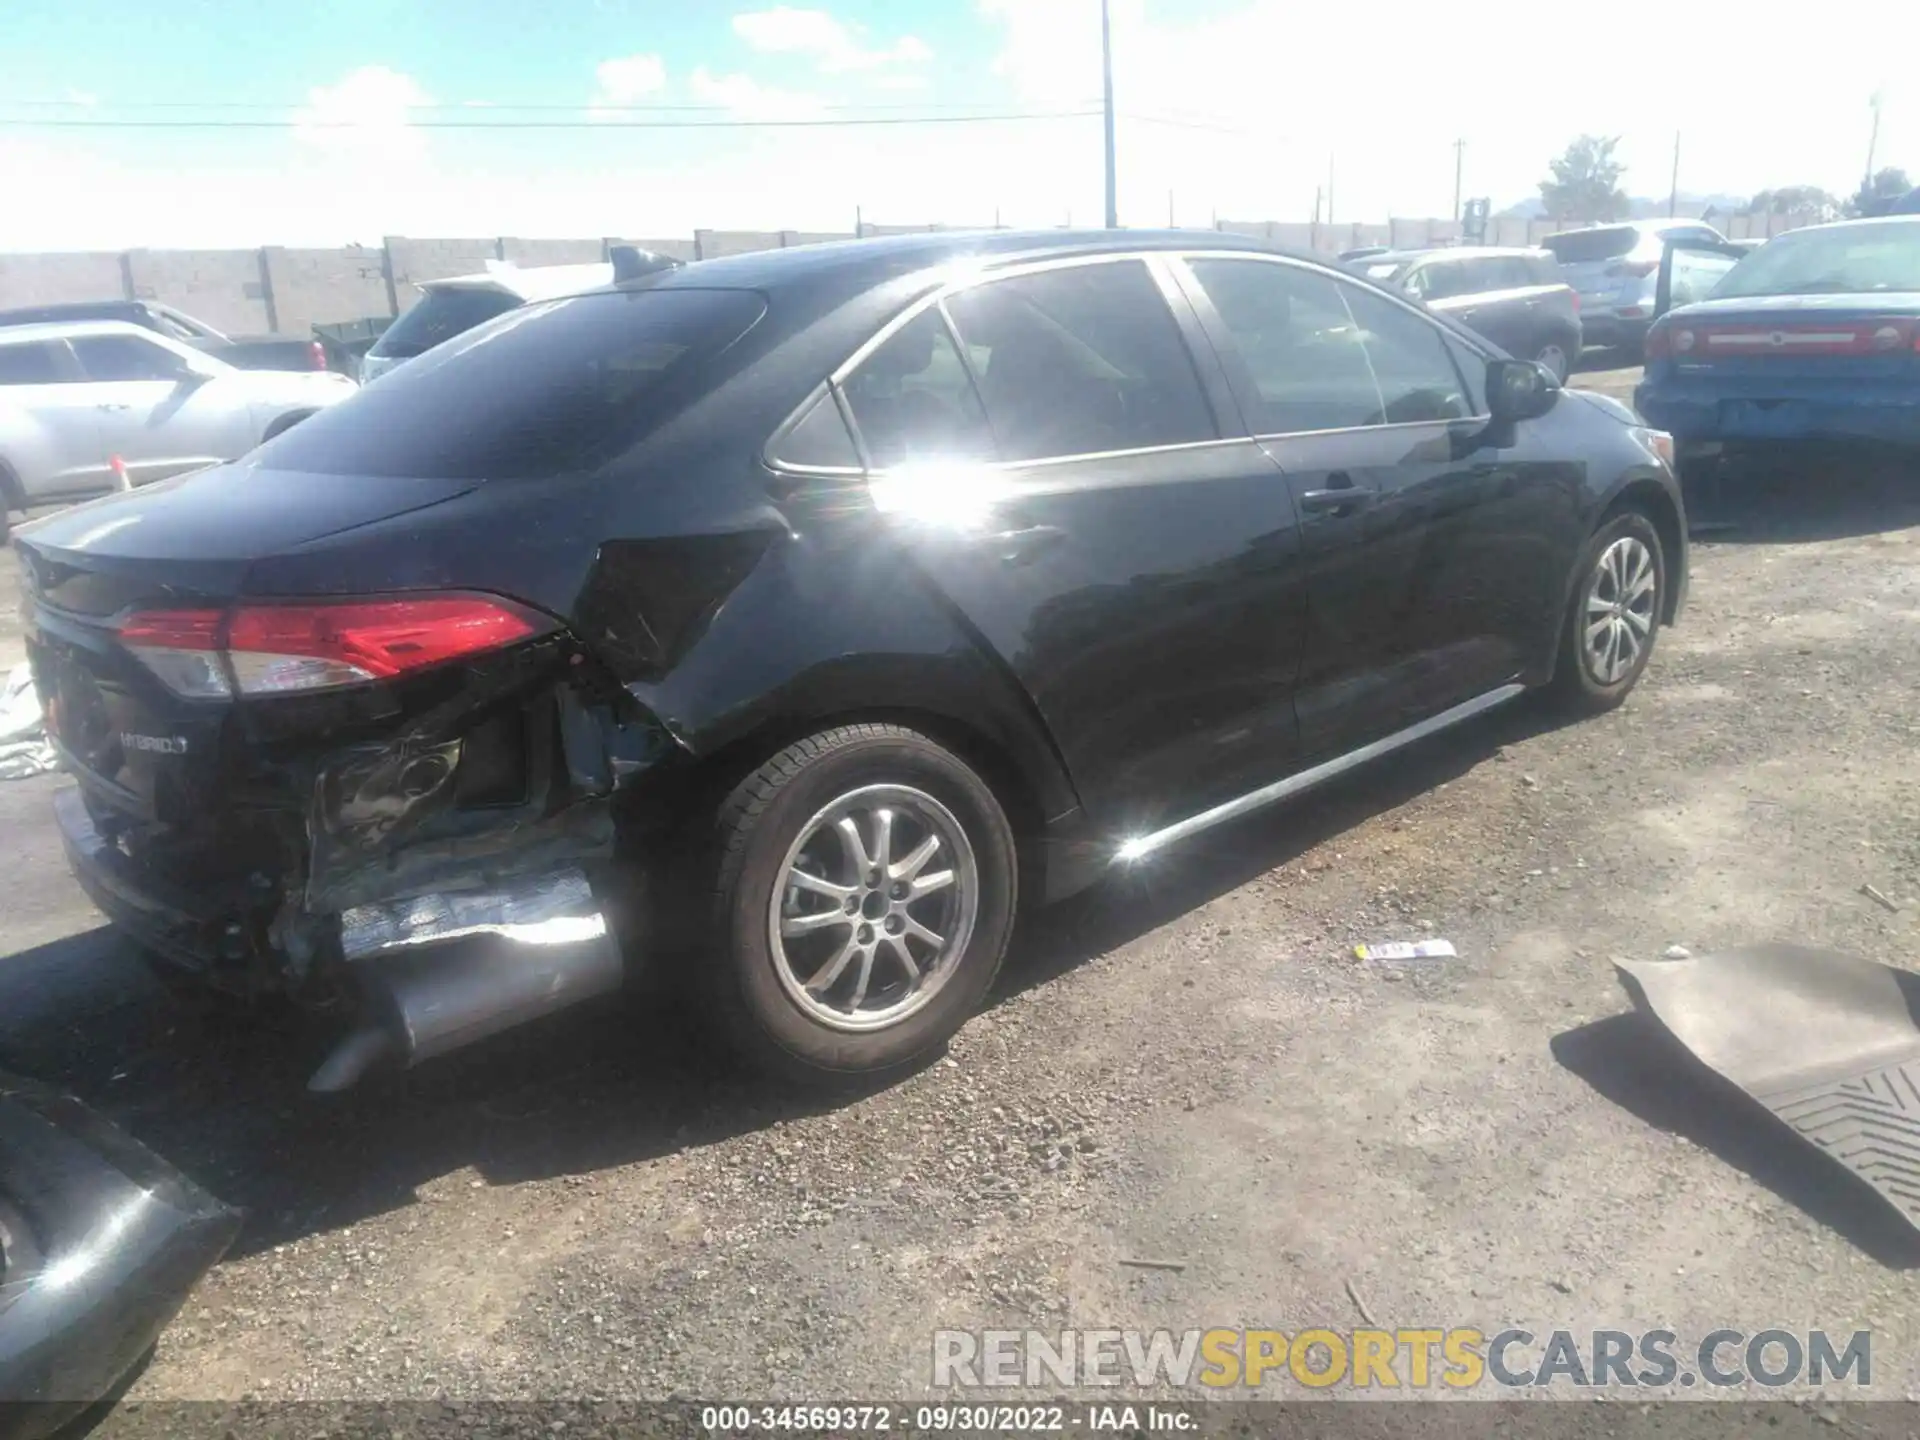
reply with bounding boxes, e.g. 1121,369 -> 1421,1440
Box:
120,594 -> 555,698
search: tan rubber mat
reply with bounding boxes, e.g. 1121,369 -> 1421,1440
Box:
1615,943 -> 1920,1226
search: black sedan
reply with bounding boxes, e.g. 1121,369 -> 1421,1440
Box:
1355,247 -> 1584,382
14,231 -> 1686,1088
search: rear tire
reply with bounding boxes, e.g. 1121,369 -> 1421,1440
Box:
1548,510 -> 1666,715
700,723 -> 1018,1087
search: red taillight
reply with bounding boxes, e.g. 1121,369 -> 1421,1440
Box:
309,340 -> 328,371
119,594 -> 554,698
1570,291 -> 1581,314
1643,323 -> 1672,361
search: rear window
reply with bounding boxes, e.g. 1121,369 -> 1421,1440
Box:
370,287 -> 525,359
1711,220 -> 1920,299
261,288 -> 768,480
1541,227 -> 1639,264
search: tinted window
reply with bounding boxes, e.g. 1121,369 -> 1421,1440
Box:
770,388 -> 861,470
944,260 -> 1215,461
0,342 -> 64,385
1541,227 -> 1639,263
841,308 -> 995,468
1443,335 -> 1489,415
1411,262 -> 1469,300
1527,255 -> 1563,285
1187,258 -> 1383,433
72,333 -> 193,381
1339,285 -> 1473,423
262,288 -> 768,480
1489,256 -> 1537,289
371,287 -> 524,359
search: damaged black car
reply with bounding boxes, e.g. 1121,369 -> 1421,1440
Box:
14,231 -> 1687,1090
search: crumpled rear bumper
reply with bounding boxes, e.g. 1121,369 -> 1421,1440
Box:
0,1074 -> 239,1435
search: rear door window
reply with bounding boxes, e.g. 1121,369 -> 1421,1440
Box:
840,308 -> 996,468
262,288 -> 769,479
942,260 -> 1216,462
0,341 -> 67,384
71,333 -> 194,381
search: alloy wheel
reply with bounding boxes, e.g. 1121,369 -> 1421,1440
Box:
1582,535 -> 1657,685
768,784 -> 979,1032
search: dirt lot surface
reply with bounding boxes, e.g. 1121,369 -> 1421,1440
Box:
6,367 -> 1920,1414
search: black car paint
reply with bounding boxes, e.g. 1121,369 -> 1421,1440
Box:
14,230 -> 1685,1054
0,1075 -> 239,1436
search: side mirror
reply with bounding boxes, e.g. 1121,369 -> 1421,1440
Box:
1486,358 -> 1558,423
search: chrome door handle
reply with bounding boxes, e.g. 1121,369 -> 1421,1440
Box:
1299,472 -> 1375,516
96,402 -> 130,412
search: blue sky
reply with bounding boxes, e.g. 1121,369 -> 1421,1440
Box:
0,0 -> 1911,249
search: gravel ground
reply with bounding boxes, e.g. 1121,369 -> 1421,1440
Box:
6,367 -> 1920,1415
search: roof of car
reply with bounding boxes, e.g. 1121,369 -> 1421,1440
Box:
636,228 -> 1283,295
1363,246 -> 1550,266
418,260 -> 617,301
0,318 -> 162,344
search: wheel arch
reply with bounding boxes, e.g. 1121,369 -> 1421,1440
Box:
1598,477 -> 1685,625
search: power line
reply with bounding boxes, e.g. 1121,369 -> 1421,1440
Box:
3,96 -> 1106,114
0,109 -> 1102,131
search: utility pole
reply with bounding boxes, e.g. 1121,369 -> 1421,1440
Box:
1865,90 -> 1883,189
1101,0 -> 1118,228
1167,189 -> 1175,227
1668,131 -> 1681,218
1452,138 -> 1465,222
1326,152 -> 1336,226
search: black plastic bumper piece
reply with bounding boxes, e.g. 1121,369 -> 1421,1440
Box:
53,787 -> 230,974
0,1074 -> 240,1438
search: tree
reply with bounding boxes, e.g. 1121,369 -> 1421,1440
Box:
1745,185 -> 1840,219
1539,136 -> 1629,224
1849,167 -> 1913,217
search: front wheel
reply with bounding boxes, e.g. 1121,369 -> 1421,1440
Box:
1548,510 -> 1665,714
701,723 -> 1018,1086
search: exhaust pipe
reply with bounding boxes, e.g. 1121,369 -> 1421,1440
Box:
310,869 -> 624,1092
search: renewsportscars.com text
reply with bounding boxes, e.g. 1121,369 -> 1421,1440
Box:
932,1328 -> 1871,1391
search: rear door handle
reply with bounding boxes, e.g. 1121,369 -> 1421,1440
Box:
1299,473 -> 1375,516
988,523 -> 1066,564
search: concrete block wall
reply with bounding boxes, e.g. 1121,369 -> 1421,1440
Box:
124,248 -> 271,333
0,252 -> 124,308
263,246 -> 394,334
0,212 -> 1820,335
384,237 -> 503,311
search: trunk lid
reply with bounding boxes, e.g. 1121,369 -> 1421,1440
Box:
1661,293 -> 1920,381
15,460 -> 481,820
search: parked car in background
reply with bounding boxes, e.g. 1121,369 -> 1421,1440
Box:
0,320 -> 355,538
0,299 -> 331,373
1357,247 -> 1583,380
1338,245 -> 1393,262
1636,215 -> 1920,465
358,249 -> 680,383
15,231 -> 1684,1095
1542,220 -> 1729,354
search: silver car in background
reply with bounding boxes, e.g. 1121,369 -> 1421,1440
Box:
0,320 -> 356,539
1542,219 -> 1728,354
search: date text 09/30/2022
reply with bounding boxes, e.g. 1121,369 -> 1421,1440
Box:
701,1405 -> 1195,1432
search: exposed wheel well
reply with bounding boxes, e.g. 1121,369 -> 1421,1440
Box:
261,410 -> 315,442
0,460 -> 22,514
692,707 -> 1050,850
1600,480 -> 1684,624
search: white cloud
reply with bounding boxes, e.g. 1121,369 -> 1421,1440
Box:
688,65 -> 827,123
732,7 -> 933,73
292,65 -> 430,162
591,53 -> 667,108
